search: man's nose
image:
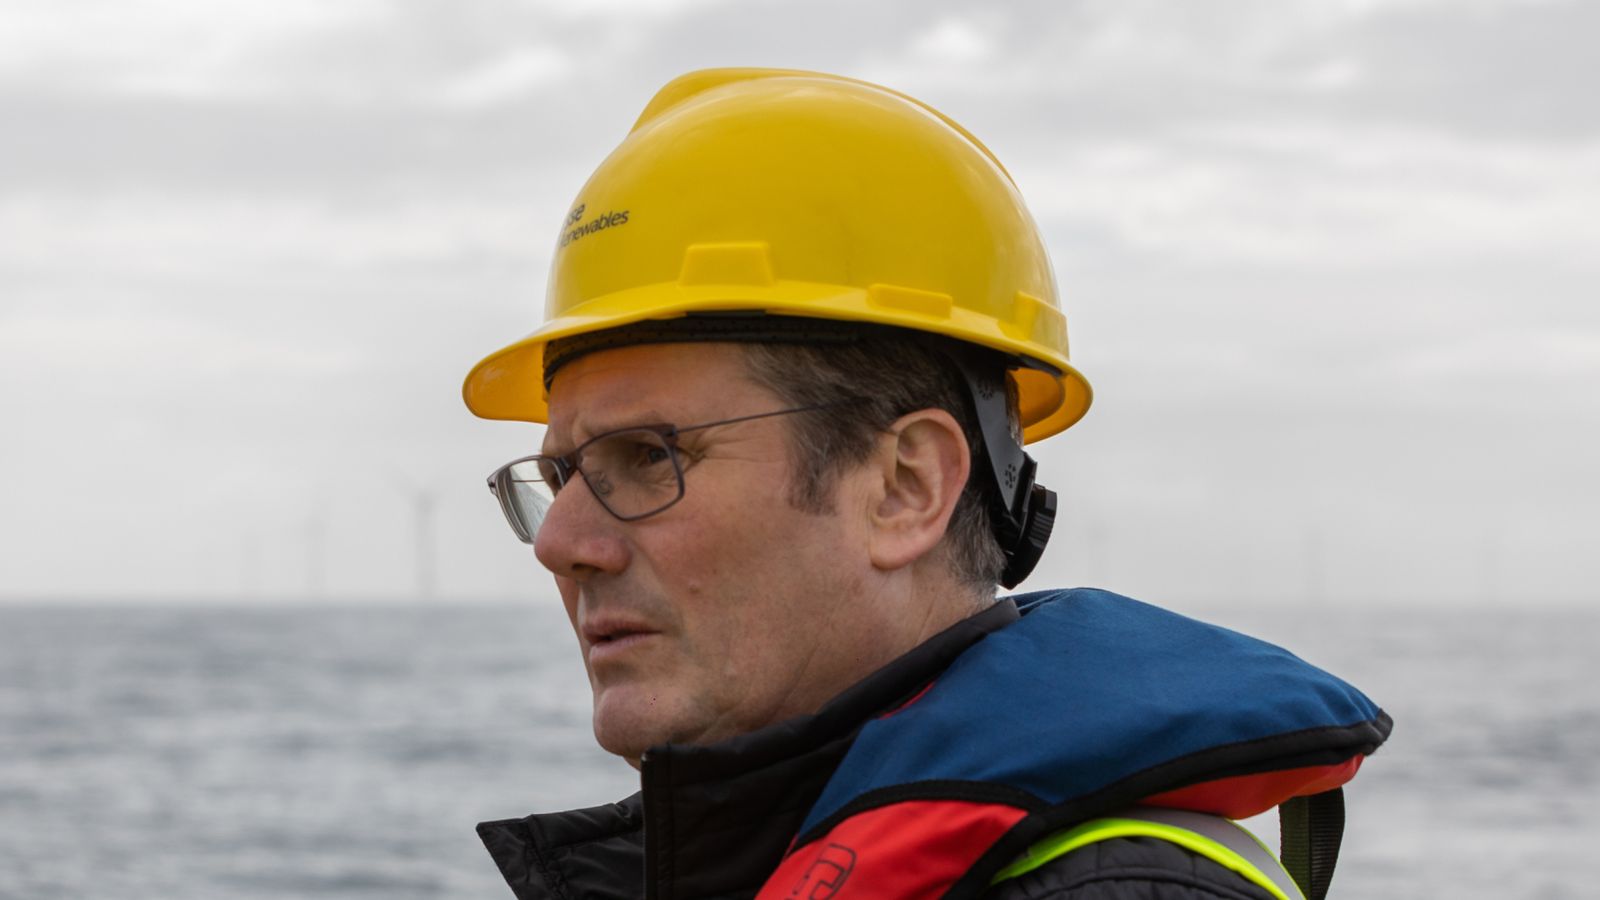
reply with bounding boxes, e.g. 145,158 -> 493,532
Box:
533,475 -> 630,579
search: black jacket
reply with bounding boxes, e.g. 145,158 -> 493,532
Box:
478,600 -> 1277,899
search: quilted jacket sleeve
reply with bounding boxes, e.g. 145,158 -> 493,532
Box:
981,836 -> 1281,900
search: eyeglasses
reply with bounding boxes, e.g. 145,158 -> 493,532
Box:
486,402 -> 847,543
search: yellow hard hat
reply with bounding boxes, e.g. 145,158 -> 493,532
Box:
462,68 -> 1092,442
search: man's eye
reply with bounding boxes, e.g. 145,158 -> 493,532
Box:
583,431 -> 677,485
630,442 -> 672,469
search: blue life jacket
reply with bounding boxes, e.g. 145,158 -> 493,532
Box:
757,589 -> 1391,900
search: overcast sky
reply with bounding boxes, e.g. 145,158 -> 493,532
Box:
2,0 -> 1595,607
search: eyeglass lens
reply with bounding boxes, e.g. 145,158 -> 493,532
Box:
497,428 -> 684,542
497,459 -> 555,541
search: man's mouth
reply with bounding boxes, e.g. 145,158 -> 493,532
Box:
582,619 -> 659,659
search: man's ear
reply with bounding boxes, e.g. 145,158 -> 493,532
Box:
866,408 -> 971,572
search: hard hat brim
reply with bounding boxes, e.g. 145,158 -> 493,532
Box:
462,281 -> 1092,444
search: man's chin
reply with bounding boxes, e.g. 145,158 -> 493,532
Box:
590,684 -> 690,762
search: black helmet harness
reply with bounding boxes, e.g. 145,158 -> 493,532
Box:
934,339 -> 1058,588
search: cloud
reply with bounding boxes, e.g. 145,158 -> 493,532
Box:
907,17 -> 997,64
1298,58 -> 1366,92
853,0 -> 1600,141
0,188 -> 552,275
426,45 -> 570,109
1015,123 -> 1600,267
0,0 -> 738,107
0,310 -> 366,383
0,0 -> 388,98
529,0 -> 736,20
1390,329 -> 1600,381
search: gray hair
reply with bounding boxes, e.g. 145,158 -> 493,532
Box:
739,337 -> 1009,593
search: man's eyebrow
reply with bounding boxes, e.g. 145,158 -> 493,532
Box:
541,409 -> 675,455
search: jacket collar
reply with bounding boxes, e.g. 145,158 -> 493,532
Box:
477,599 -> 1018,900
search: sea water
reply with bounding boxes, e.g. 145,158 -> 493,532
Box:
0,598 -> 1593,899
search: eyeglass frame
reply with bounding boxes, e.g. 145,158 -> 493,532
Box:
486,401 -> 856,543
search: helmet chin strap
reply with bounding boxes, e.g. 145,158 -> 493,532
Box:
933,341 -> 1058,589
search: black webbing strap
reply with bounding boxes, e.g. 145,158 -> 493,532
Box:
1279,788 -> 1345,900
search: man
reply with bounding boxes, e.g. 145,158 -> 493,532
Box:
465,69 -> 1390,899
